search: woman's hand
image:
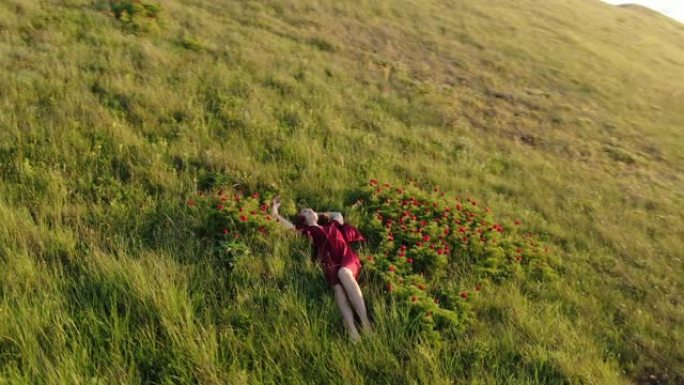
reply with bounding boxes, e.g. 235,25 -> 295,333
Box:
270,196 -> 295,230
271,195 -> 282,214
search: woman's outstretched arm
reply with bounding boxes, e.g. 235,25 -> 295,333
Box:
271,196 -> 295,230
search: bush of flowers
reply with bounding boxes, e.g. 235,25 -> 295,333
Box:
185,188 -> 278,270
355,179 -> 557,336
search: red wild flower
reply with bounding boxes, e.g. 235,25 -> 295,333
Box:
223,228 -> 229,235
388,265 -> 396,272
460,291 -> 468,299
406,258 -> 414,264
515,219 -> 522,225
422,235 -> 430,242
217,204 -> 224,211
187,199 -> 195,207
370,179 -> 378,186
240,215 -> 248,222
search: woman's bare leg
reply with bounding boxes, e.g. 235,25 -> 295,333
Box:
333,284 -> 360,341
337,268 -> 371,331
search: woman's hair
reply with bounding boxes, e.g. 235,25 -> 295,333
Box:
317,213 -> 332,226
293,212 -> 306,227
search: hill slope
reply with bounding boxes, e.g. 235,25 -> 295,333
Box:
0,0 -> 683,383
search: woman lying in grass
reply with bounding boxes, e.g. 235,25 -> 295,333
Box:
271,196 -> 371,341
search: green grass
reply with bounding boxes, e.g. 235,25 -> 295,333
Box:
0,0 -> 683,383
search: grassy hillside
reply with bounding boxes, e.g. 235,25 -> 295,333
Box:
1,0 -> 683,383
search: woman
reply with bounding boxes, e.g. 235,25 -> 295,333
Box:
271,196 -> 371,340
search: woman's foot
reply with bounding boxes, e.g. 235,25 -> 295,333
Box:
361,321 -> 373,335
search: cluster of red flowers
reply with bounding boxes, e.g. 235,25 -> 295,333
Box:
186,189 -> 276,241
358,179 -> 555,334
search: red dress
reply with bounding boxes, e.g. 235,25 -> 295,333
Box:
295,221 -> 366,286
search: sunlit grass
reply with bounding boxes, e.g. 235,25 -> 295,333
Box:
0,0 -> 682,383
